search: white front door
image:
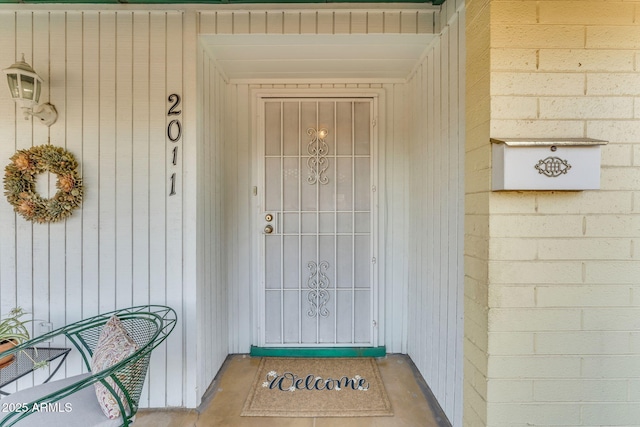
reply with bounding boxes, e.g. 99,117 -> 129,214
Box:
257,97 -> 377,347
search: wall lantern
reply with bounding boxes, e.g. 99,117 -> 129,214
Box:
3,55 -> 57,126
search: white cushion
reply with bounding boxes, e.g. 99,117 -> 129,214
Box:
90,315 -> 139,420
0,373 -> 128,427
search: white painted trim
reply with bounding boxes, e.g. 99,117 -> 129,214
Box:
182,9 -> 200,408
407,0 -> 468,84
251,88 -> 386,99
200,43 -> 231,84
370,95 -> 380,348
230,78 -> 407,85
0,4 -> 439,12
407,36 -> 444,82
255,97 -> 266,347
196,4 -> 440,12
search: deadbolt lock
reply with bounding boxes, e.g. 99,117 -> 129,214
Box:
265,214 -> 273,222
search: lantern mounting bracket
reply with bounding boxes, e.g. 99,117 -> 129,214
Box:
25,102 -> 58,126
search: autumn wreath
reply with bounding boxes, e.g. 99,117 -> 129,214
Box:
3,144 -> 83,223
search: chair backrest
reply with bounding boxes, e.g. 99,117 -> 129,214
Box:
62,306 -> 176,368
62,305 -> 177,420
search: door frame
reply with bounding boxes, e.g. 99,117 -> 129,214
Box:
250,88 -> 385,351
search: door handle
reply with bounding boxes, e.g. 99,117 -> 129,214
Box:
264,225 -> 274,234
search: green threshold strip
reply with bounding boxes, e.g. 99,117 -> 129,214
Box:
250,346 -> 386,358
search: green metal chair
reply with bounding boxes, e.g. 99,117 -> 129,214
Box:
0,305 -> 176,427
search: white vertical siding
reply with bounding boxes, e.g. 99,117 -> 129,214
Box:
383,81 -> 410,353
61,11 -> 84,382
0,10 -> 190,407
196,44 -> 229,400
198,8 -> 438,35
223,81 -> 254,354
164,12 -> 185,408
406,6 -> 465,427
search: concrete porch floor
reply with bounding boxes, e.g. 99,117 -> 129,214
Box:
135,354 -> 449,426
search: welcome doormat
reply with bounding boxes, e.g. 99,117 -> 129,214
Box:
241,357 -> 393,417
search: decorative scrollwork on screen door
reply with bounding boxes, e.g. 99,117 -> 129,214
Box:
307,261 -> 330,318
307,128 -> 329,185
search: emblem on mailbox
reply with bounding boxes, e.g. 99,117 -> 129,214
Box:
534,156 -> 572,178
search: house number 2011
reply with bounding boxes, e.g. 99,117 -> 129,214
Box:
168,94 -> 181,196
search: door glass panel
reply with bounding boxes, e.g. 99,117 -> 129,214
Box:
282,213 -> 299,234
283,102 -> 299,156
265,236 -> 281,289
355,235 -> 370,289
336,236 -> 353,289
354,102 -> 370,155
319,235 -> 336,290
265,158 -> 281,212
336,102 -> 352,156
301,171 -> 317,211
354,212 -> 370,234
301,294 -> 317,344
337,213 -> 353,234
354,158 -> 370,211
319,213 -> 335,234
354,290 -> 371,343
265,291 -> 281,344
301,235 -> 317,270
318,305 -> 335,344
319,176 -> 336,211
336,158 -> 353,211
336,290 -> 352,343
283,157 -> 299,211
300,102 -> 316,146
301,213 -> 316,234
318,101 -> 335,153
283,236 -> 299,289
265,102 -> 281,156
283,291 -> 300,342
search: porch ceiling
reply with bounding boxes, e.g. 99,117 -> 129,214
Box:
200,34 -> 436,81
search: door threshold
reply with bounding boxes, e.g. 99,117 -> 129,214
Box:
250,346 -> 386,358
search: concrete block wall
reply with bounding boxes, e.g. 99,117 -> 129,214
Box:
464,0 -> 491,425
468,1 -> 640,426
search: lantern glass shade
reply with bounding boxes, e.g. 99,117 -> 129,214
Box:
5,72 -> 42,105
22,75 -> 35,101
6,73 -> 19,98
3,57 -> 43,107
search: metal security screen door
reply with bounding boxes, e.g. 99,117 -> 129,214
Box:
257,97 -> 377,348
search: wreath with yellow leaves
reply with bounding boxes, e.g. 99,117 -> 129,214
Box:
4,144 -> 83,223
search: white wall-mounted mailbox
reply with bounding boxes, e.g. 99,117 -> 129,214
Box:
491,138 -> 608,191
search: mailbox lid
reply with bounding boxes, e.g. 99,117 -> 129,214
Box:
490,137 -> 608,147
